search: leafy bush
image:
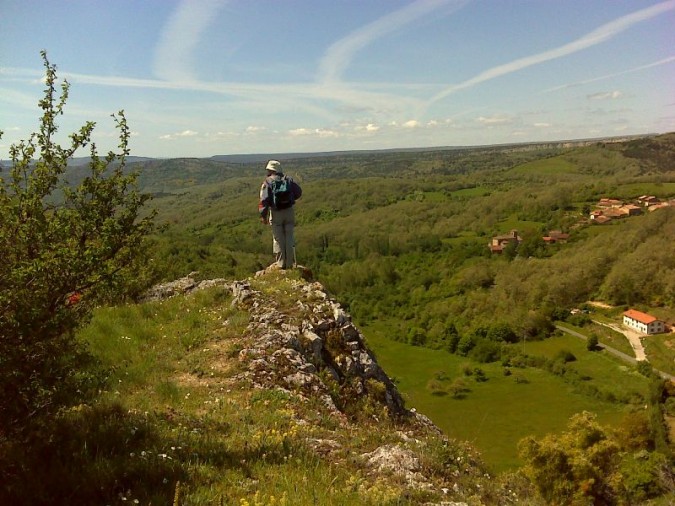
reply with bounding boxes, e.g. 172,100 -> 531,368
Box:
519,411 -> 672,505
456,335 -> 476,356
554,350 -> 577,363
0,53 -> 155,437
568,312 -> 591,327
486,322 -> 518,343
586,333 -> 599,351
468,339 -> 502,363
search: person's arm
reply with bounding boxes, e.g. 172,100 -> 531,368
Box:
291,179 -> 302,201
259,181 -> 270,223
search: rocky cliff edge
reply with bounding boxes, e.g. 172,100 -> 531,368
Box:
141,269 -> 527,505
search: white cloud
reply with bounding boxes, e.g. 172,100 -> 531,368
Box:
154,0 -> 229,82
534,122 -> 551,127
587,91 -> 623,100
245,126 -> 266,133
403,120 -> 421,128
288,128 -> 339,138
0,86 -> 42,110
354,123 -> 380,132
159,129 -> 200,140
477,115 -> 512,125
544,55 -> 675,92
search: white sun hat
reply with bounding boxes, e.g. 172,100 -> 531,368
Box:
265,160 -> 281,172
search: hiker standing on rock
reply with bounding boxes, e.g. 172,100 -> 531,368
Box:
259,160 -> 302,269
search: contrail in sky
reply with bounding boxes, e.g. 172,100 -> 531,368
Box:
317,0 -> 470,84
153,0 -> 229,82
427,0 -> 675,106
544,55 -> 675,93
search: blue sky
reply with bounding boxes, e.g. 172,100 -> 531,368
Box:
2,0 -> 674,158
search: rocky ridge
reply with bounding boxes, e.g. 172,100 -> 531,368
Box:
143,270 -> 517,505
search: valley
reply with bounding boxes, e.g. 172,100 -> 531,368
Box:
139,133 -> 675,475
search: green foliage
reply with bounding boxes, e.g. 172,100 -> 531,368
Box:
0,52 -> 155,437
486,322 -> 518,343
456,335 -> 476,356
554,349 -> 577,363
619,450 -> 670,504
637,360 -> 655,378
519,412 -> 672,505
586,333 -> 599,351
468,339 -> 502,363
568,312 -> 591,327
140,135 -> 675,373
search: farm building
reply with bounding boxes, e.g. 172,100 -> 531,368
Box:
543,230 -> 570,243
489,230 -> 522,254
622,309 -> 666,335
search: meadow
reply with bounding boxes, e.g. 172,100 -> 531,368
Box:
364,324 -> 650,473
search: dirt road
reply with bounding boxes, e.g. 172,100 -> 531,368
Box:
597,321 -> 647,361
556,324 -> 675,382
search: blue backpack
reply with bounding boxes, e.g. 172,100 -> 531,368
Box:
269,176 -> 294,210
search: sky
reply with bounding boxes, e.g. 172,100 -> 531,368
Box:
1,0 -> 674,158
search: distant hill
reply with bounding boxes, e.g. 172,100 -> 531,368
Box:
208,133 -> 655,164
0,132 -> 657,173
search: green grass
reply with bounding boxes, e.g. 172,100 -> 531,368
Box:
613,182 -> 675,199
6,282 -> 518,505
418,190 -> 449,202
643,333 -> 675,376
557,319 -> 636,358
364,325 -> 641,473
520,333 -> 649,401
496,214 -> 546,234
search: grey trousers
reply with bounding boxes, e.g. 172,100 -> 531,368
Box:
270,206 -> 295,269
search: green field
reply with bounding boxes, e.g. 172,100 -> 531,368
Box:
521,334 -> 648,399
364,326 -> 645,473
643,334 -> 675,376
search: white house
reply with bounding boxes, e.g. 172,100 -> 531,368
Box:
623,309 -> 666,335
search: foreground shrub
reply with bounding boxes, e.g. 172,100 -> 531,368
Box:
0,52 -> 155,438
519,411 -> 672,505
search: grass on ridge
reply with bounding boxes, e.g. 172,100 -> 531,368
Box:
4,282 -> 509,506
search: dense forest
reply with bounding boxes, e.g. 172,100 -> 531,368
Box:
141,133 -> 675,350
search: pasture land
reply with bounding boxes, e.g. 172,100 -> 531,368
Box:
364,325 -> 646,473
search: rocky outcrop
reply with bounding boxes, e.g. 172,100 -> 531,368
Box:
141,271 -> 487,503
141,270 -> 408,418
139,272 -> 230,302
231,276 -> 408,418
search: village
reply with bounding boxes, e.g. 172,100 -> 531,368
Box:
489,194 -> 675,254
487,194 -> 674,372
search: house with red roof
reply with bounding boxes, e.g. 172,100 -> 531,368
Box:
543,230 -> 570,244
623,309 -> 666,335
597,198 -> 623,208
